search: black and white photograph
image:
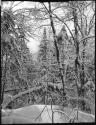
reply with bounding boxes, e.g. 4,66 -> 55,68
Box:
1,1 -> 95,123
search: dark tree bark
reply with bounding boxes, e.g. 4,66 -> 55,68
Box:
1,47 -> 8,107
72,3 -> 80,119
48,2 -> 66,102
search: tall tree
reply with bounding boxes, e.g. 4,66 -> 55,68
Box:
1,4 -> 37,108
48,2 -> 67,104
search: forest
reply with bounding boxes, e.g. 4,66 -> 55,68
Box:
1,1 -> 95,123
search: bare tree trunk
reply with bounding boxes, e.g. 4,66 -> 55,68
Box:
72,3 -> 80,120
80,12 -> 86,98
48,2 -> 66,104
1,47 -> 8,107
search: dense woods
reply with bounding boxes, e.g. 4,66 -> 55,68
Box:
1,1 -> 95,123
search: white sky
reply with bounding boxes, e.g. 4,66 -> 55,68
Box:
27,37 -> 40,54
2,1 -> 94,54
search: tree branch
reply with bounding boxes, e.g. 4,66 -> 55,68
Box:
11,1 -> 24,10
79,35 -> 95,44
87,13 -> 95,35
4,86 -> 42,108
51,13 -> 75,42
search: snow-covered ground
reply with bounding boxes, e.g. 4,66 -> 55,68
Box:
2,105 -> 95,123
